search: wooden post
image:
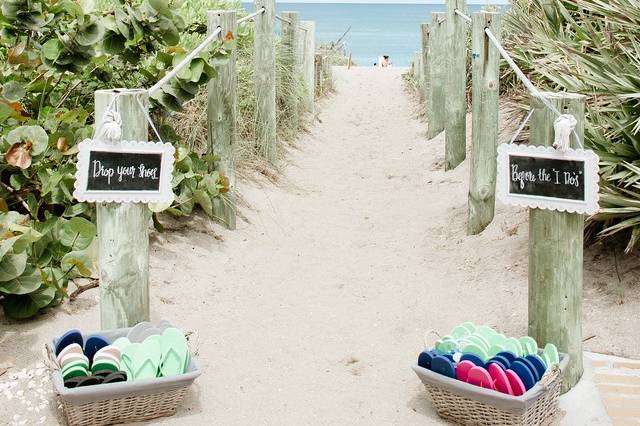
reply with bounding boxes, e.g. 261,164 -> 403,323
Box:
301,20 -> 316,115
348,53 -> 352,70
314,53 -> 323,96
420,23 -> 429,105
427,12 -> 446,139
445,0 -> 468,170
528,92 -> 586,393
254,0 -> 277,165
207,10 -> 237,230
282,11 -> 300,132
467,11 -> 500,235
95,89 -> 150,330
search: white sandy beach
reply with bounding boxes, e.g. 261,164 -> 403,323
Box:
0,66 -> 638,425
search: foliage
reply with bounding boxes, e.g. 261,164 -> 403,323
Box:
0,0 -> 228,318
503,0 -> 640,251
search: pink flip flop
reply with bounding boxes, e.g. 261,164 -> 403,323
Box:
488,363 -> 513,395
467,366 -> 494,390
505,369 -> 527,396
455,360 -> 476,382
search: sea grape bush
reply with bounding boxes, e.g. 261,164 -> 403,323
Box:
0,0 -> 231,318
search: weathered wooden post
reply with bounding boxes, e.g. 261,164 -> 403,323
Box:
468,11 -> 500,235
420,23 -> 429,104
528,92 -> 586,392
314,53 -> 323,96
301,20 -> 316,114
427,12 -> 446,139
445,0 -> 468,170
95,89 -> 150,329
254,0 -> 277,165
208,10 -> 237,229
282,11 -> 300,132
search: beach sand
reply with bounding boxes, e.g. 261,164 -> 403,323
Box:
0,66 -> 637,425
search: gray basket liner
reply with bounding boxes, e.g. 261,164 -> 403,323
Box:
412,353 -> 569,414
49,326 -> 202,405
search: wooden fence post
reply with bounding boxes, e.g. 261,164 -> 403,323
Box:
420,23 -> 429,105
282,11 -> 300,132
445,0 -> 468,170
254,0 -> 277,165
529,92 -> 586,392
301,20 -> 316,114
207,10 -> 237,230
467,11 -> 500,235
427,12 -> 446,139
95,89 -> 150,329
314,53 -> 323,96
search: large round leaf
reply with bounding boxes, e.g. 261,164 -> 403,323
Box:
0,266 -> 41,294
59,217 -> 96,249
3,285 -> 55,319
1,81 -> 25,101
0,251 -> 27,282
76,21 -> 103,46
7,125 -> 48,156
61,250 -> 94,277
42,38 -> 63,61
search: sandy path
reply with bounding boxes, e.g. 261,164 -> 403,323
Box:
0,66 -> 637,425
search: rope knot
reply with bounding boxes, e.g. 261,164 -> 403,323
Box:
553,114 -> 577,153
100,110 -> 122,143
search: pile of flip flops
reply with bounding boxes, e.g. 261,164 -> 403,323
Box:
417,322 -> 560,396
55,320 -> 190,388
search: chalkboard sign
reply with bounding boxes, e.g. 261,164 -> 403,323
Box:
497,144 -> 599,214
74,139 -> 175,203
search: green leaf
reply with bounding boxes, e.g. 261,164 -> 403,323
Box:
0,251 -> 27,282
0,266 -> 41,294
193,190 -> 213,216
76,21 -> 103,46
1,81 -> 25,101
13,227 -> 43,253
61,250 -> 94,277
0,236 -> 19,259
3,285 -> 55,319
59,217 -> 96,250
42,39 -> 63,61
7,125 -> 48,156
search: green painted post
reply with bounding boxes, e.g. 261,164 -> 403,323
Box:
207,10 -> 237,230
467,11 -> 500,235
95,89 -> 150,329
254,0 -> 277,165
282,11 -> 300,133
427,12 -> 446,139
528,92 -> 586,393
420,23 -> 429,105
445,0 -> 468,170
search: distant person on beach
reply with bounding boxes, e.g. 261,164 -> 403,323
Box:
375,55 -> 392,68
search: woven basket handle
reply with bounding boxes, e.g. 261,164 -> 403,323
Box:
538,363 -> 561,389
424,330 -> 442,350
42,343 -> 60,372
185,330 -> 200,357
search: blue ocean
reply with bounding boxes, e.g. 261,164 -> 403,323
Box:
242,3 -> 506,66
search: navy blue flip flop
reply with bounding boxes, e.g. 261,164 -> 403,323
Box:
84,335 -> 110,364
460,353 -> 485,367
55,329 -> 83,356
518,357 -> 541,382
525,355 -> 547,379
418,350 -> 436,369
431,355 -> 456,378
486,355 -> 510,371
496,351 -> 517,365
511,360 -> 536,390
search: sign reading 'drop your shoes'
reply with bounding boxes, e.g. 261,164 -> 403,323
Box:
496,144 -> 600,215
74,139 -> 175,203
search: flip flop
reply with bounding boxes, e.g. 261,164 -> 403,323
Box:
159,328 -> 189,377
519,336 -> 538,356
486,355 -> 510,371
430,355 -> 455,378
458,322 -> 476,334
488,363 -> 513,395
488,344 -> 507,357
61,358 -> 89,374
91,359 -> 119,374
540,353 -> 552,369
93,352 -> 120,368
525,355 -> 547,378
63,377 -> 85,388
517,357 -> 541,382
496,351 -> 517,365
133,335 -> 161,380
155,319 -> 173,331
76,376 -> 103,387
503,338 -> 524,357
474,326 -> 498,343
127,321 -> 153,343
103,371 -> 127,384
56,343 -> 83,366
112,337 -> 132,351
55,330 -> 83,356
137,327 -> 162,342
467,366 -> 494,389
505,369 -> 526,396
464,335 -> 491,351
460,343 -> 489,362
92,369 -> 115,378
511,360 -> 536,390
450,325 -> 471,339
543,343 -> 560,365
84,335 -> 110,364
418,350 -> 436,369
62,365 -> 89,381
95,345 -> 121,361
59,353 -> 89,370
121,342 -> 140,381
455,360 -> 476,382
435,339 -> 458,353
460,353 -> 485,367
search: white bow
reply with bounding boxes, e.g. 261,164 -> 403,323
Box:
100,110 -> 122,143
553,114 -> 577,153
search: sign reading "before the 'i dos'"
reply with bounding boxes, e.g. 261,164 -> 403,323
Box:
496,144 -> 599,215
74,139 -> 175,203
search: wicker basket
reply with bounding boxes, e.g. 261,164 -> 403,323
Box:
413,354 -> 569,426
45,327 -> 201,426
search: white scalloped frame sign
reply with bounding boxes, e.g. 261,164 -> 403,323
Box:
496,143 -> 600,215
74,139 -> 175,203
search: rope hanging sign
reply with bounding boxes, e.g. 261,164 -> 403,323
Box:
73,93 -> 175,204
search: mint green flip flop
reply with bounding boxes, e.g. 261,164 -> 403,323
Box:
519,336 -> 538,356
160,328 -> 188,377
132,335 -> 161,380
503,337 -> 524,357
436,339 -> 458,353
121,342 -> 140,381
488,344 -> 507,357
543,343 -> 560,365
461,342 -> 489,361
474,326 -> 497,341
62,364 -> 89,381
465,334 -> 490,351
112,337 -> 132,351
458,322 -> 476,334
450,325 -> 471,339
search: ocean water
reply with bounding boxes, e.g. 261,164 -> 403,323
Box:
242,3 -> 505,66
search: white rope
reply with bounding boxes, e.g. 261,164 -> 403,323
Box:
237,8 -> 265,24
455,9 -> 472,24
93,95 -> 121,143
509,108 -> 535,145
136,95 -> 165,143
148,26 -> 222,96
275,15 -> 291,25
484,27 -> 584,149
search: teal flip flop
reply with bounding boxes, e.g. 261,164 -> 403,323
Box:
503,337 -> 524,357
543,343 -> 560,365
121,342 -> 141,381
519,336 -> 538,356
132,335 -> 161,380
460,342 -> 489,362
160,328 -> 188,377
450,325 -> 471,339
